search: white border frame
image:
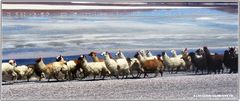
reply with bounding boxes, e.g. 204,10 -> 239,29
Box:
0,0 -> 239,101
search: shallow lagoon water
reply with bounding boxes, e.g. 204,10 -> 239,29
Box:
2,48 -> 228,65
2,5 -> 238,61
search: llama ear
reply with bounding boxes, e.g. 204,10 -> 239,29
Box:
39,56 -> 42,59
101,52 -> 106,56
56,56 -> 59,59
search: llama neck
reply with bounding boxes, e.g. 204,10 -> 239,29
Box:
204,49 -> 210,56
142,54 -> 147,58
92,56 -> 100,62
127,61 -> 131,66
147,52 -> 153,57
37,60 -> 46,71
172,51 -> 177,57
60,57 -> 65,62
120,53 -> 126,59
163,53 -> 170,60
82,59 -> 92,73
104,55 -> 111,61
82,59 -> 88,67
138,54 -> 145,63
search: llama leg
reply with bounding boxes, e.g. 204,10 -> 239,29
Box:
171,67 -> 173,74
168,67 -> 171,74
48,75 -> 51,82
52,73 -> 58,81
137,72 -> 141,78
143,72 -> 147,78
159,70 -> 163,77
221,67 -> 224,74
39,76 -> 42,81
12,71 -> 17,81
175,67 -> 179,74
138,72 -> 143,78
102,75 -> 105,80
207,67 -> 210,74
121,75 -> 124,79
132,73 -> 135,78
195,67 -> 198,74
71,71 -> 75,79
154,70 -> 158,77
214,67 -> 217,74
116,74 -> 119,79
192,65 -> 195,73
229,68 -> 233,74
27,76 -> 31,82
67,71 -> 71,80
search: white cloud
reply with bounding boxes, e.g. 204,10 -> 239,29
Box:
196,17 -> 215,20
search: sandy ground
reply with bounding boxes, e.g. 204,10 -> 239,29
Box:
1,73 -> 238,100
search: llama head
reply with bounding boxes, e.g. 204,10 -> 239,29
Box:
139,50 -> 146,57
161,51 -> 167,56
101,51 -> 107,57
170,50 -> 177,54
196,48 -> 204,55
229,47 -> 237,55
203,46 -> 210,54
115,50 -> 121,57
184,48 -> 188,52
139,49 -> 145,53
116,50 -> 125,58
78,55 -> 84,61
157,54 -> 162,58
9,59 -> 17,66
224,50 -> 229,55
146,50 -> 150,54
89,52 -> 97,56
56,55 -> 64,62
35,57 -> 43,63
134,51 -> 141,58
106,52 -> 113,58
146,50 -> 153,57
126,57 -> 131,62
188,52 -> 195,58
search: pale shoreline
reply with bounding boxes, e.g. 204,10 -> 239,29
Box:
2,4 -> 216,10
2,46 -> 234,60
